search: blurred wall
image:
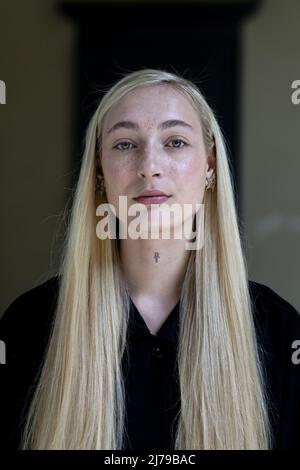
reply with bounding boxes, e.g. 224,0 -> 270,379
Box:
241,0 -> 300,310
0,0 -> 299,314
0,0 -> 76,314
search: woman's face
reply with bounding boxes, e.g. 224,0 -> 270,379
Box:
100,84 -> 215,235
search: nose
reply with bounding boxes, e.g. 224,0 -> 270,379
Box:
136,142 -> 163,179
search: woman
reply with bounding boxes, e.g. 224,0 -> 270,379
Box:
1,68 -> 300,450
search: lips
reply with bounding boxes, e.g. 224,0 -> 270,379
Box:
133,195 -> 171,204
135,190 -> 170,198
133,189 -> 171,205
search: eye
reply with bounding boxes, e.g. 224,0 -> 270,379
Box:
113,141 -> 136,151
167,138 -> 188,149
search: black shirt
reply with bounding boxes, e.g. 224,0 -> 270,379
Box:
123,296 -> 181,450
0,276 -> 300,450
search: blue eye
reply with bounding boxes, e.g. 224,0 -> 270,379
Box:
167,139 -> 187,149
114,141 -> 135,151
113,139 -> 188,151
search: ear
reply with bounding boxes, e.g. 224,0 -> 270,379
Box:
206,144 -> 216,179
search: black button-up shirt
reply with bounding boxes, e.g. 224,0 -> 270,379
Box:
1,276 -> 300,449
122,298 -> 181,450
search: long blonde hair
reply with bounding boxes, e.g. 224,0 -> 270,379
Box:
21,68 -> 271,449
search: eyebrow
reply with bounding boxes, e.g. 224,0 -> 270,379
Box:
106,119 -> 194,134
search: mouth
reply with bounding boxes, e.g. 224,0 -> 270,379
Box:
133,195 -> 171,205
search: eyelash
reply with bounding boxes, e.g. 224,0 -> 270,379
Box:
113,138 -> 188,151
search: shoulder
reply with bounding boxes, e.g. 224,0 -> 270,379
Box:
248,280 -> 300,376
248,279 -> 300,390
0,275 -> 61,396
0,277 -> 60,449
248,279 -> 300,339
0,276 -> 61,350
248,281 -> 300,448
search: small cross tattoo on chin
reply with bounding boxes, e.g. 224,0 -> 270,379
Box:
153,252 -> 160,263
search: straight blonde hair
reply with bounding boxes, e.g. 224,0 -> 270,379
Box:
21,69 -> 272,449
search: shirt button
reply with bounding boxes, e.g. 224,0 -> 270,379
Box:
152,345 -> 163,359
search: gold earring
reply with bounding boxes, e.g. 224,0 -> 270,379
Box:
205,174 -> 216,191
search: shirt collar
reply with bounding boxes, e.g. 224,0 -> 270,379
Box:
128,298 -> 180,347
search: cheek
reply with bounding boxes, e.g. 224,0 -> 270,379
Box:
174,158 -> 206,201
102,151 -> 130,184
177,157 -> 205,184
102,158 -> 134,205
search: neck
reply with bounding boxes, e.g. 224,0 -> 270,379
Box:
119,236 -> 191,304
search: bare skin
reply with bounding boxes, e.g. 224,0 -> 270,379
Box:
100,84 -> 216,335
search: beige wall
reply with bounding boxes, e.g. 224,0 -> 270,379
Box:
241,0 -> 300,310
0,0 -> 299,314
0,0 -> 75,313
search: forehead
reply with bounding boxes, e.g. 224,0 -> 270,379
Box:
102,84 -> 201,131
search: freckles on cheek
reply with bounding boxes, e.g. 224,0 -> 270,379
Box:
182,161 -> 203,182
182,163 -> 205,198
102,152 -> 122,175
105,162 -> 133,189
